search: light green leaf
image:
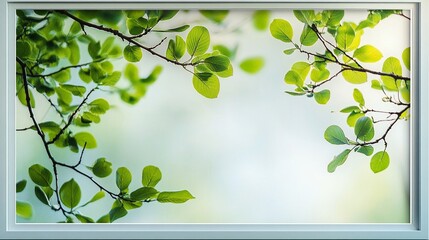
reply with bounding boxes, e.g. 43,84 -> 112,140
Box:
293,10 -> 315,25
55,87 -> 73,105
124,63 -> 140,82
216,63 -> 233,78
354,116 -> 373,141
199,10 -> 228,23
324,125 -> 349,145
28,164 -> 52,187
371,79 -> 382,90
300,24 -> 318,46
80,191 -> 105,208
204,55 -> 230,72
356,145 -> 374,156
79,68 -> 92,83
370,151 -> 390,173
100,36 -> 115,54
340,106 -> 360,113
186,26 -> 210,57
292,62 -> 311,81
96,214 -> 110,223
381,57 -> 402,91
89,98 -> 110,114
91,158 -> 112,178
116,167 -> 132,193
153,25 -> 190,32
239,57 -> 264,74
100,71 -> 121,86
353,88 -> 365,106
74,132 -> 97,148
253,10 -> 270,30
16,180 -> 27,193
130,187 -> 158,201
166,35 -> 186,61
88,41 -> 101,59
16,201 -> 32,219
157,190 -> 195,203
323,10 -> 344,27
336,23 -> 355,51
284,70 -> 302,87
270,19 -> 293,43
314,89 -> 330,104
347,112 -> 365,127
353,45 -> 383,63
51,69 -> 71,83
142,165 -> 162,187
59,178 -> 81,209
402,47 -> 410,70
398,80 -> 410,103
68,40 -> 80,65
310,68 -> 330,82
327,149 -> 351,173
342,64 -> 367,84
283,48 -> 296,55
192,72 -> 220,98
124,45 -> 142,62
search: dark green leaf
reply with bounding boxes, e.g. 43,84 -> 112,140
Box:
402,47 -> 410,70
354,116 -> 373,141
166,35 -> 186,61
51,69 -> 71,83
80,191 -> 105,208
293,10 -> 315,25
92,158 -> 112,178
370,151 -> 390,173
336,23 -> 355,51
130,187 -> 158,201
142,165 -> 162,187
283,48 -> 296,55
68,40 -> 80,65
252,10 -> 270,30
34,186 -> 50,206
381,57 -> 402,91
28,164 -> 52,187
157,190 -> 195,203
340,106 -> 360,113
59,178 -> 81,209
88,41 -> 101,59
96,214 -> 110,223
327,149 -> 351,173
16,180 -> 27,193
324,125 -> 349,145
204,55 -> 230,72
300,25 -> 317,46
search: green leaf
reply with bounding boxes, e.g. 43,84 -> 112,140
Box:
310,68 -> 330,82
356,12 -> 381,31
51,69 -> 71,83
16,40 -> 32,59
124,63 -> 140,82
353,88 -> 365,106
91,158 -> 112,178
74,132 -> 97,148
101,36 -> 115,54
122,200 -> 143,210
142,165 -> 162,187
116,167 -> 132,193
68,40 -> 80,65
88,98 -> 110,114
283,48 -> 296,55
28,164 -> 52,187
398,80 -> 410,103
354,116 -> 373,141
96,214 -> 110,223
124,45 -> 142,62
239,57 -> 264,74
347,112 -> 364,127
371,79 -> 382,90
327,149 -> 351,173
356,145 -> 374,156
213,45 -> 235,58
292,62 -> 311,81
204,55 -> 230,72
76,214 -> 95,223
16,180 -> 27,193
130,187 -> 158,201
157,190 -> 195,203
34,186 -> 50,206
284,70 -> 302,87
300,25 -> 317,46
252,10 -> 270,30
270,19 -> 293,43
314,89 -> 330,104
381,57 -> 402,91
336,23 -> 355,51
59,178 -> 81,209
293,10 -> 315,25
89,63 -> 105,82
16,201 -> 32,219
402,47 -> 410,70
199,10 -> 229,23
153,25 -> 190,32
79,68 -> 92,83
100,71 -> 121,86
340,106 -> 360,113
60,84 -> 86,97
353,45 -> 383,63
216,63 -> 234,78
81,111 -> 100,124
324,125 -> 349,145
126,18 -> 145,35
55,87 -> 73,105
323,10 -> 344,27
166,35 -> 186,61
186,26 -> 210,57
109,205 -> 127,223
192,72 -> 220,98
370,151 -> 390,173
342,64 -> 367,84
88,41 -> 101,59
285,91 -> 305,96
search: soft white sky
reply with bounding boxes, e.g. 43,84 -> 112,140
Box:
16,9 -> 410,223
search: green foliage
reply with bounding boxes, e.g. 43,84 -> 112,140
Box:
124,45 -> 143,62
166,35 -> 186,60
59,178 -> 81,209
28,164 -> 52,187
90,158 -> 113,178
327,149 -> 351,173
402,47 -> 410,70
381,57 -> 402,91
142,165 -> 162,188
116,167 -> 132,193
354,116 -> 374,141
186,26 -> 210,57
370,151 -> 390,173
199,10 -> 229,23
270,19 -> 293,43
157,190 -> 195,203
16,201 -> 32,219
239,57 -> 265,74
324,125 -> 348,145
74,132 -> 97,148
253,10 -> 270,30
16,180 -> 27,193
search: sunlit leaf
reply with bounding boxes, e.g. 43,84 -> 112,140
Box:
370,151 -> 390,173
314,89 -> 330,104
353,45 -> 383,63
239,57 -> 264,74
186,26 -> 210,57
74,132 -> 97,148
157,190 -> 195,203
16,201 -> 32,219
192,72 -> 220,98
270,19 -> 293,43
124,45 -> 142,62
91,158 -> 112,178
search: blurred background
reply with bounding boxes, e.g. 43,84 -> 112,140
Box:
16,9 -> 410,223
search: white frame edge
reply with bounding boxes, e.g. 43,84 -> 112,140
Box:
1,0 -> 428,239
